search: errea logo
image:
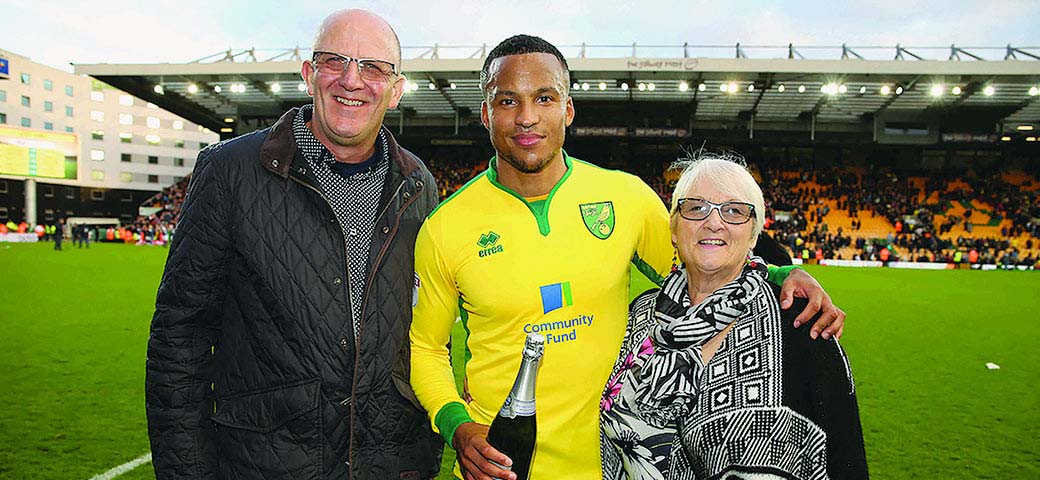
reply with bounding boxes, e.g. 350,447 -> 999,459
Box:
477,231 -> 504,258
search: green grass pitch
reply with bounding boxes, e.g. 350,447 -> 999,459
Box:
0,242 -> 1037,479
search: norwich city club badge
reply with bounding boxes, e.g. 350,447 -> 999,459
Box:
579,201 -> 615,240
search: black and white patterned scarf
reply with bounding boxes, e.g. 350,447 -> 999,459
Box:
633,255 -> 770,425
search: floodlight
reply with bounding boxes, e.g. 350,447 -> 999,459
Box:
648,83 -> 656,91
747,84 -> 755,92
727,82 -> 738,93
1026,137 -> 1037,142
638,83 -> 646,91
777,84 -> 785,92
581,82 -> 589,91
428,82 -> 436,90
270,83 -> 281,93
983,86 -> 995,96
951,86 -> 962,95
187,84 -> 199,94
599,82 -> 606,90
880,85 -> 891,95
895,86 -> 904,95
798,85 -> 806,93
719,83 -> 728,92
859,86 -> 867,94
214,85 -> 223,93
153,84 -> 164,95
297,82 -> 306,92
838,84 -> 847,94
1017,125 -> 1035,131
1030,86 -> 1039,96
620,82 -> 629,91
450,83 -> 457,90
572,82 -> 580,90
697,83 -> 706,92
930,85 -> 943,97
1000,136 -> 1012,142
679,81 -> 689,92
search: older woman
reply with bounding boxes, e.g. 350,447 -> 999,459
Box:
601,156 -> 868,480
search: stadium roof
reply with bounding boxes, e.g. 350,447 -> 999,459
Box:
74,44 -> 1040,140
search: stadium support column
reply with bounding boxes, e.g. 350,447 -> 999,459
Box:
24,179 -> 36,227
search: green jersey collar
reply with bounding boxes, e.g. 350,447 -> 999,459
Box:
486,151 -> 574,236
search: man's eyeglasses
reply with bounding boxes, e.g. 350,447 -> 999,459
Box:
676,198 -> 755,225
311,51 -> 398,83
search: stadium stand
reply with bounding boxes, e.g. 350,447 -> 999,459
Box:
127,153 -> 1040,268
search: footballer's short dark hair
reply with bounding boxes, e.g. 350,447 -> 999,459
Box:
480,34 -> 570,96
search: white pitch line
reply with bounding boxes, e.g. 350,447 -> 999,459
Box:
87,452 -> 152,480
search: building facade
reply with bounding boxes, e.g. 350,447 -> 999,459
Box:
0,48 -> 218,225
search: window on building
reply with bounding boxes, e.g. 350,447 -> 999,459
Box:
146,134 -> 161,145
91,171 -> 105,182
0,89 -> 5,102
148,175 -> 159,183
44,79 -> 53,90
21,117 -> 30,128
148,155 -> 159,164
65,126 -> 74,133
92,111 -> 108,123
0,181 -> 7,193
20,95 -> 30,107
91,130 -> 104,141
20,73 -> 30,85
66,106 -> 74,117
147,117 -> 160,129
174,157 -> 185,167
119,133 -> 132,144
119,113 -> 133,125
90,149 -> 105,161
121,153 -> 131,162
172,120 -> 184,130
44,122 -> 53,130
90,188 -> 104,199
65,85 -> 73,96
44,100 -> 53,112
174,139 -> 185,148
120,172 -> 133,183
0,113 -> 6,124
90,91 -> 104,102
119,95 -> 133,106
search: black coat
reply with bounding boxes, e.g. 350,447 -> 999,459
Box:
146,108 -> 442,479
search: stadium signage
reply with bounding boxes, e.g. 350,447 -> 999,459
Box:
625,59 -> 699,71
941,133 -> 999,143
571,126 -> 689,138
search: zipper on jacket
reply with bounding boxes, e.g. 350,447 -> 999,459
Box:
348,176 -> 421,480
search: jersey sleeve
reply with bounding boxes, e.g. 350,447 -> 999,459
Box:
630,178 -> 673,286
409,218 -> 473,445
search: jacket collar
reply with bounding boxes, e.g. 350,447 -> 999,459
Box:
260,107 -> 421,180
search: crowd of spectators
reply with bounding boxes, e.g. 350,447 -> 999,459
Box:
120,152 -> 1040,268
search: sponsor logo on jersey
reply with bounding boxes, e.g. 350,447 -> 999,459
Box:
476,231 -> 504,257
579,201 -> 615,239
539,281 -> 573,313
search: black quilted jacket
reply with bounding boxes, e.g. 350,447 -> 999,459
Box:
146,108 -> 442,479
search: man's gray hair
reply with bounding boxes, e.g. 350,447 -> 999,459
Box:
668,150 -> 766,241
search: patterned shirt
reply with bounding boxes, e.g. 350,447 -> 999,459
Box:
293,105 -> 389,340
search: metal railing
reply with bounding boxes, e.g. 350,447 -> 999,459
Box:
193,44 -> 1040,64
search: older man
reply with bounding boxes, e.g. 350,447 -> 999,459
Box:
146,9 -> 441,479
409,35 -> 845,480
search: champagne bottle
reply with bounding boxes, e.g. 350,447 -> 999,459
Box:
486,333 -> 544,480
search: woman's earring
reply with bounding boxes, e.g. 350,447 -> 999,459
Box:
671,249 -> 680,273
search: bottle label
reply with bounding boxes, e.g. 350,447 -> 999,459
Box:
498,395 -> 536,418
